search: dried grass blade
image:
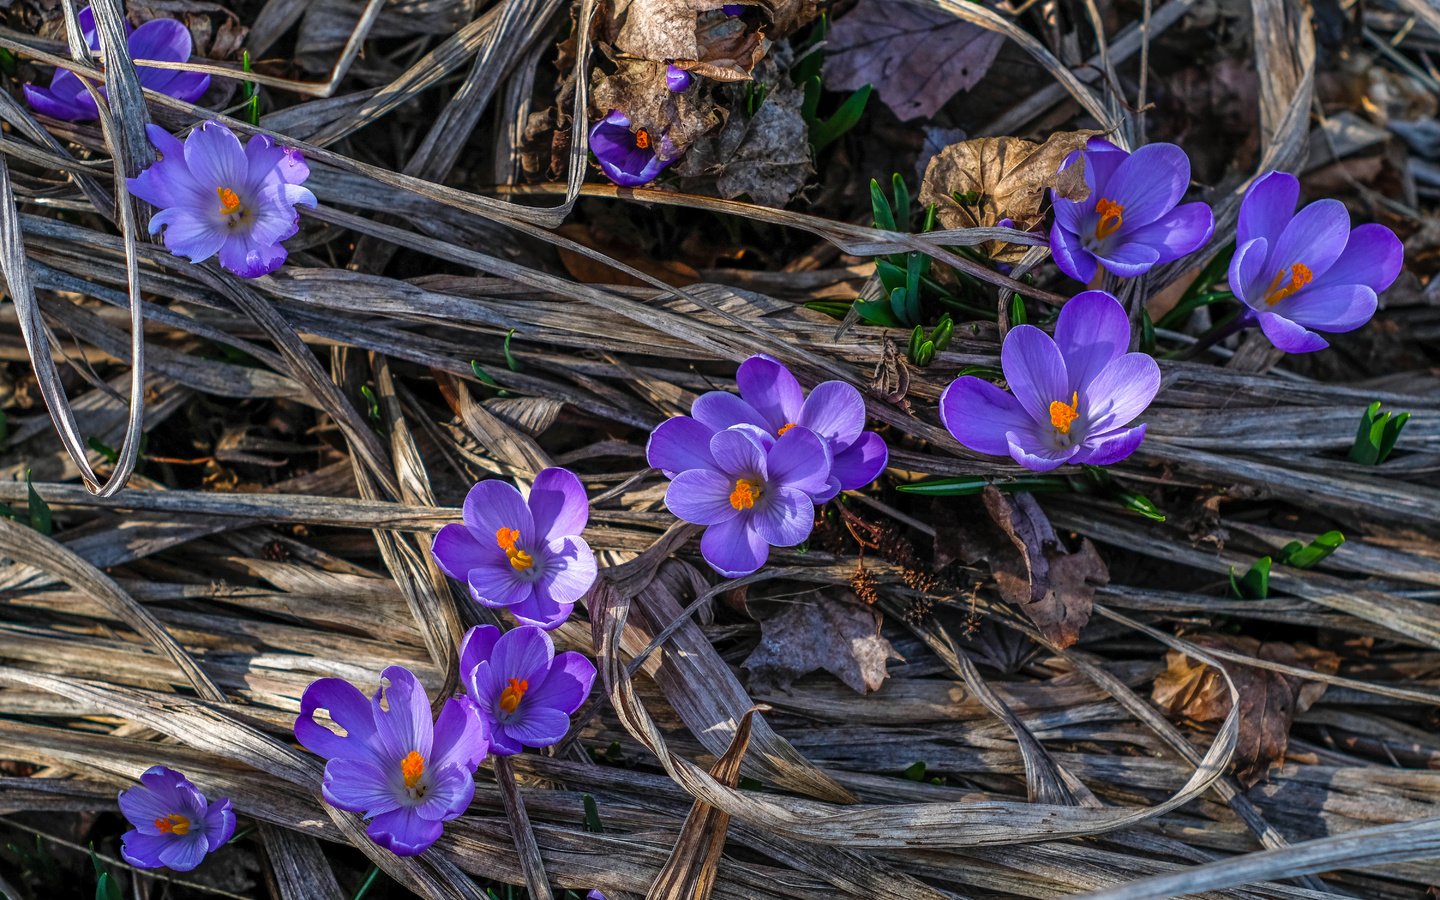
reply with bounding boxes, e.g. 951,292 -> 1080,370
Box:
493,755 -> 553,900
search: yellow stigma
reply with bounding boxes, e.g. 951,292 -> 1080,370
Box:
1049,391 -> 1080,435
400,750 -> 425,789
496,527 -> 533,571
500,677 -> 529,714
154,814 -> 191,835
216,186 -> 241,215
777,423 -> 798,436
729,478 -> 759,511
635,128 -> 651,150
1094,198 -> 1124,239
1263,262 -> 1313,306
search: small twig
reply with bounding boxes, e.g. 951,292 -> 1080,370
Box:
491,755 -> 553,900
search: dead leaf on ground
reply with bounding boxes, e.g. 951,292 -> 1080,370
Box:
678,69 -> 813,207
590,59 -> 721,159
611,0 -> 731,61
918,131 -> 1098,262
1152,634 -> 1341,787
824,0 -> 1004,122
744,592 -> 902,694
937,487 -> 1107,648
675,14 -> 767,81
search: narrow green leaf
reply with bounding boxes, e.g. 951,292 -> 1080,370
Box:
897,475 -> 1070,496
1278,531 -> 1345,569
931,314 -> 954,351
352,865 -> 381,900
503,328 -> 522,372
914,341 -> 935,366
907,324 -> 925,360
1139,308 -> 1156,355
1116,491 -> 1166,522
801,75 -> 821,125
359,385 -> 381,423
87,436 -> 119,464
582,794 -> 604,834
854,298 -> 901,327
892,172 -> 910,229
1378,411 -> 1410,462
96,873 -> 122,900
1009,293 -> 1027,326
869,178 -> 895,231
956,364 -> 1002,380
1231,556 -> 1272,599
0,409 -> 8,447
875,257 -> 906,292
26,469 -> 50,535
902,761 -> 927,781
811,85 -> 871,153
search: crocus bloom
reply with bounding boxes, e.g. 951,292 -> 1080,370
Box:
647,354 -> 888,502
295,666 -> 488,856
1228,171 -> 1403,353
460,625 -> 596,756
432,468 -> 597,631
24,7 -> 210,121
940,291 -> 1160,472
1050,138 -> 1214,282
126,120 -> 316,278
590,109 -> 674,187
665,65 -> 693,92
658,424 -> 830,576
118,766 -> 234,872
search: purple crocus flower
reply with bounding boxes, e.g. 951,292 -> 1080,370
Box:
647,354 -> 888,502
432,467 -> 597,631
1050,138 -> 1214,282
590,109 -> 675,187
657,424 -> 830,577
665,64 -> 693,92
940,291 -> 1160,472
460,625 -> 596,756
118,766 -> 234,872
295,665 -> 488,857
1228,171 -> 1403,353
126,120 -> 315,278
24,7 -> 210,121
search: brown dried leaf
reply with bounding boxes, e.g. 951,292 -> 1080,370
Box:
678,76 -> 812,207
983,488 -> 1106,648
918,131 -> 1098,262
744,592 -> 902,694
823,0 -> 1004,121
611,0 -> 731,61
675,15 -> 767,81
761,0 -> 822,37
1152,634 -> 1341,787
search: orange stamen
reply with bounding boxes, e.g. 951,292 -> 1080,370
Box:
729,478 -> 759,511
634,129 -> 651,150
154,814 -> 191,835
1049,391 -> 1080,435
1263,262 -> 1313,306
500,678 -> 529,714
1094,198 -> 1124,240
496,527 -> 534,570
777,423 -> 798,436
216,186 -> 241,215
400,750 -> 425,789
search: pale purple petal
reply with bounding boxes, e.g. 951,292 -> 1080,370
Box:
367,807 -> 443,857
150,206 -> 226,263
458,626 -> 501,684
1094,240 -> 1161,277
1081,137 -> 1129,195
202,800 -> 235,850
666,468 -> 741,525
157,835 -> 210,872
1052,195 -> 1085,234
1006,432 -> 1080,472
796,380 -> 866,450
120,831 -> 170,869
829,431 -> 888,490
1053,290 -> 1130,390
1120,201 -> 1213,265
939,376 -> 1031,457
1258,311 -> 1329,353
736,355 -> 803,429
1075,424 -> 1147,466
523,652 -> 595,716
647,416 -> 716,475
467,559 -> 533,608
432,523 -> 502,581
693,391 -> 770,433
372,666 -> 433,761
1080,352 -> 1161,435
24,79 -> 96,120
1276,283 -> 1377,333
1049,218 -> 1097,283
412,763 -> 475,821
765,426 -> 831,497
430,698 -> 488,772
118,781 -> 173,829
700,515 -> 769,577
1313,223 -> 1404,294
128,19 -> 192,95
296,678 -> 379,761
501,706 -> 571,748
322,757 -> 402,817
536,535 -> 597,605
158,70 -> 210,103
184,121 -> 248,192
463,479 -> 535,546
507,590 -> 573,631
1100,143 -> 1190,227
1000,325 -> 1069,424
1229,237 -> 1271,308
1269,198 -> 1350,280
710,427 -> 767,478
751,485 -> 814,547
529,467 -> 589,541
1237,171 -> 1299,248
492,626 -> 556,684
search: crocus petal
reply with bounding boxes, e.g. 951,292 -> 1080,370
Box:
647,416 -> 716,475
1120,201 -> 1214,265
700,515 -> 769,577
467,559 -> 534,608
373,666 -> 433,762
202,798 -> 236,850
529,467 -> 589,541
501,705 -> 571,748
296,677 -> 379,760
458,626 -> 501,684
1257,311 -> 1329,353
766,426 -> 831,498
507,591 -> 574,631
492,626 -> 557,685
430,697 -> 488,772
829,431 -> 888,491
939,376 -> 1031,457
1080,137 -> 1129,195
796,380 -> 866,450
157,70 -> 210,103
462,479 -> 535,546
322,757 -> 402,817
1006,432 -> 1080,472
1237,171 -> 1299,248
1074,424 -> 1147,466
487,725 -> 525,756
1000,325 -> 1069,425
1312,223 -> 1404,294
24,81 -> 96,120
710,427 -> 768,478
736,355 -> 804,429
751,485 -> 814,548
1053,290 -> 1130,390
157,835 -> 210,872
536,535 -> 597,605
118,782 -> 173,829
128,19 -> 193,96
413,763 -> 475,821
1275,283 -> 1377,333
1049,218 -> 1098,283
120,830 -> 170,869
150,207 -> 226,263
367,808 -> 443,857
1094,240 -> 1161,277
1100,143 -> 1191,227
1081,352 -> 1161,435
1229,237 -> 1271,309
523,652 -> 596,717
431,523 -> 503,581
693,391 -> 770,433
185,121 -> 248,193
1269,198 -> 1351,279
666,468 -> 741,525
